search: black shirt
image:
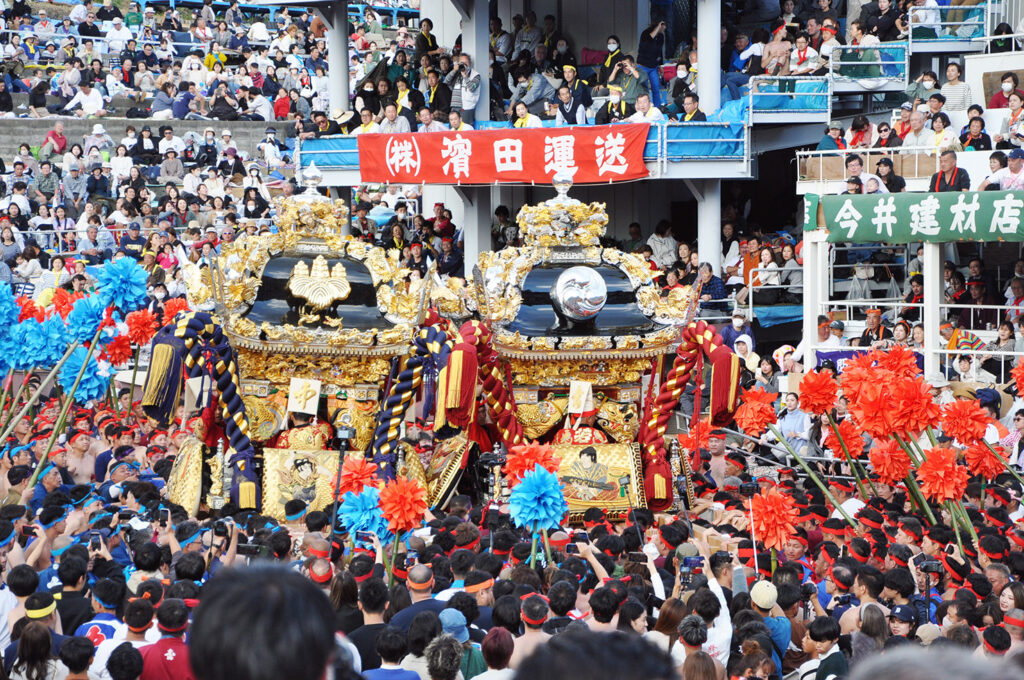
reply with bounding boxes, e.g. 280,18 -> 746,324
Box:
930,167 -> 970,192
55,589 -> 93,635
347,622 -> 387,670
335,603 -> 364,634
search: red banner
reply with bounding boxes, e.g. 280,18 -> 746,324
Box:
356,123 -> 651,185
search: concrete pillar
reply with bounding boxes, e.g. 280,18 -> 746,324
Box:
695,0 -> 721,113
457,186 -> 490,277
922,241 -> 942,377
327,1 -> 350,112
697,179 -> 721,275
460,0 -> 491,122
801,231 -> 826,369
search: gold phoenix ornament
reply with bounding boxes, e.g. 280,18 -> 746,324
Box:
287,255 -> 352,311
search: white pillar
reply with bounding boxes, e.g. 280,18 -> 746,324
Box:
697,179 -> 721,275
802,231 -> 826,369
696,0 -> 721,113
327,1 -> 350,113
460,0 -> 491,122
922,241 -> 942,377
458,186 -> 490,276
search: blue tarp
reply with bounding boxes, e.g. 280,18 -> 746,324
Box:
300,137 -> 360,169
754,305 -> 803,328
749,80 -> 830,112
663,120 -> 745,160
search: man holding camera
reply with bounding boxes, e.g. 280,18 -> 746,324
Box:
444,53 -> 481,125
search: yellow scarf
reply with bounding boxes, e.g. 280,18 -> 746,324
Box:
514,116 -> 530,128
604,49 -> 620,68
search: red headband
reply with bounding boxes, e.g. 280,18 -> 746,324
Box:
310,568 -> 333,584
1006,614 -> 1024,627
773,24 -> 787,35
308,547 -> 329,559
984,638 -> 1008,655
458,536 -> 481,552
353,571 -> 374,583
157,621 -> 188,633
860,515 -> 883,530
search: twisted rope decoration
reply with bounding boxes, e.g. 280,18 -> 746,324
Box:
153,311 -> 259,507
638,320 -> 736,510
455,321 -> 524,449
370,325 -> 453,478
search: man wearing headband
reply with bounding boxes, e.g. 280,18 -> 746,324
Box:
2,592 -> 66,672
510,594 -> 550,667
74,578 -> 123,643
387,565 -> 445,632
140,599 -> 194,678
852,308 -> 891,347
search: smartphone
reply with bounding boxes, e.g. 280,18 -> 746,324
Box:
159,509 -> 170,527
117,510 -> 135,521
683,556 -> 704,569
89,531 -> 101,551
627,551 -> 647,563
574,531 -> 590,544
565,543 -> 580,554
405,551 -> 418,568
355,530 -> 375,543
19,525 -> 35,538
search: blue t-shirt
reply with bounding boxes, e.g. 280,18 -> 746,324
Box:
171,91 -> 195,119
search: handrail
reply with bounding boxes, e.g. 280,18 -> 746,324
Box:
907,3 -> 990,52
827,42 -> 908,82
796,146 -> 947,187
747,75 -> 831,119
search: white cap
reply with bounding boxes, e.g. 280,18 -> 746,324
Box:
92,123 -> 105,135
221,129 -> 232,137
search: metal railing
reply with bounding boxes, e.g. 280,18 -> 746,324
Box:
828,42 -> 908,85
743,264 -> 803,320
747,75 -> 831,120
907,3 -> 991,51
797,146 -> 949,186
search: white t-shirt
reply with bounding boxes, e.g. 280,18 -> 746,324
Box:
989,166 -> 1024,190
832,497 -> 865,520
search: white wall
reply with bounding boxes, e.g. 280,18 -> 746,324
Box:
965,52 -> 1024,110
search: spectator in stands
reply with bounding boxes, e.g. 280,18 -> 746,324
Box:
816,120 -> 847,150
979,148 -> 1024,190
446,54 -> 481,125
961,280 -> 999,331
595,86 -> 634,125
960,117 -> 993,151
902,111 -> 930,150
862,0 -> 901,41
628,93 -> 664,123
930,150 -> 970,192
417,107 -> 448,133
845,154 -> 887,193
554,85 -> 587,126
414,18 -> 444,65
788,32 -> 820,78
608,57 -> 649,106
593,34 -> 626,94
762,20 -> 793,77
875,157 -> 906,192
940,62 -> 972,111
847,115 -> 874,148
905,0 -> 941,38
905,70 -> 940,110
507,67 -> 553,118
929,113 -> 959,152
380,104 -> 412,134
697,263 -> 729,316
637,21 -> 668,109
61,81 -> 106,118
989,73 -> 1024,109
874,122 -> 903,149
679,93 -> 706,122
995,92 -> 1024,149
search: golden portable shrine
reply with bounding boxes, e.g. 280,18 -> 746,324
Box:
151,173 -> 741,521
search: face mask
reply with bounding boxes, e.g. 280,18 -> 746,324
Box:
1004,82 -> 1014,93
206,135 -> 214,141
610,94 -> 621,104
247,203 -> 255,210
733,318 -> 744,329
922,80 -> 935,90
557,45 -> 567,54
154,291 -> 165,300
607,43 -> 618,52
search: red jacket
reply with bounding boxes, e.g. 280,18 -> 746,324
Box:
140,637 -> 195,680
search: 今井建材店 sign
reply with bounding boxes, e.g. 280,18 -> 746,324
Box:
355,124 -> 651,185
808,191 -> 1024,243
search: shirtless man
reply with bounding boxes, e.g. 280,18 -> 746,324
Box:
510,595 -> 552,668
66,431 -> 96,484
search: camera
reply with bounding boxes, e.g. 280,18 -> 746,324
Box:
739,482 -> 759,497
836,594 -> 852,606
405,551 -> 418,568
565,543 -> 580,554
574,531 -> 590,544
213,520 -> 229,537
801,582 -> 818,601
117,510 -> 135,521
919,560 -> 943,574
627,552 -> 647,563
355,530 -> 375,543
237,543 -> 270,558
678,567 -> 693,587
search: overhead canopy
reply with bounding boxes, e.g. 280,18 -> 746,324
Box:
804,191 -> 1024,243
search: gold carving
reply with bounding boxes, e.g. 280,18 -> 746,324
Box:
653,285 -> 698,325
236,348 -> 391,386
261,448 -> 340,521
287,255 -> 352,311
515,397 -> 568,439
505,357 -> 650,386
597,401 -> 640,443
167,437 -> 205,517
560,336 -> 613,351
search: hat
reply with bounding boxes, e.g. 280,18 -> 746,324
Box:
1010,149 -> 1024,160
92,123 -> 105,135
917,623 -> 942,645
265,126 -> 277,134
144,6 -> 154,12
225,148 -> 236,156
128,223 -> 139,230
750,580 -> 778,609
439,609 -> 469,643
890,604 -> 917,623
221,129 -> 232,137
828,120 -> 842,130
876,157 -> 893,167
829,320 -> 844,330
112,15 -> 122,22
927,373 -> 950,389
732,309 -> 747,319
900,102 -> 913,110
235,26 -> 246,33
